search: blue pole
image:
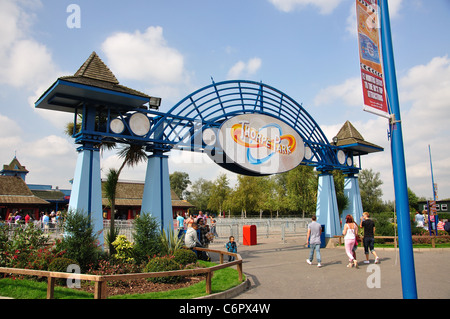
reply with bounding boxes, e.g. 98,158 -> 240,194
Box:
428,145 -> 438,231
379,0 -> 418,299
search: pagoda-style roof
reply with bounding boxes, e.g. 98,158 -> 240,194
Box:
35,52 -> 153,113
0,176 -> 49,205
1,157 -> 29,175
332,121 -> 383,155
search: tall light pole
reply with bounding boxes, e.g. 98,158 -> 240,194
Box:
379,0 -> 418,299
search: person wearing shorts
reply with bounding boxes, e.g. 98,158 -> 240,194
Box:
360,212 -> 379,264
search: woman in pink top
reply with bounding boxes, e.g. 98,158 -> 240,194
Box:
343,214 -> 359,268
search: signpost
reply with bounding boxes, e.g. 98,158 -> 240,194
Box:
356,0 -> 418,298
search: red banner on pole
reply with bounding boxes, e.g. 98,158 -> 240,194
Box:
356,0 -> 389,118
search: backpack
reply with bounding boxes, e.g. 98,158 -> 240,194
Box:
444,221 -> 450,233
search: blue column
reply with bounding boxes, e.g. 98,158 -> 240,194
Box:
141,152 -> 174,232
342,174 -> 363,227
68,145 -> 104,248
316,172 -> 341,238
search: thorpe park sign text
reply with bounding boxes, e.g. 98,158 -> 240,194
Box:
217,114 -> 304,175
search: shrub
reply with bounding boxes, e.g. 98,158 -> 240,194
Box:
112,235 -> 134,263
48,257 -> 78,273
173,249 -> 197,267
373,212 -> 396,236
59,210 -> 101,272
132,214 -> 160,264
159,228 -> 184,256
144,256 -> 182,283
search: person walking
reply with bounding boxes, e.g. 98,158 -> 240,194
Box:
306,215 -> 322,268
360,212 -> 380,264
343,214 -> 358,268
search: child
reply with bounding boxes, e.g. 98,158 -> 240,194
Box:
226,236 -> 237,262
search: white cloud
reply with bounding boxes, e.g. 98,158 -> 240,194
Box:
227,57 -> 262,79
317,55 -> 450,200
0,114 -> 23,149
314,77 -> 363,107
0,0 -> 60,90
268,0 -> 344,14
101,26 -> 187,85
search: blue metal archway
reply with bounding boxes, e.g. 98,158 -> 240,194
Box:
37,74 -> 362,243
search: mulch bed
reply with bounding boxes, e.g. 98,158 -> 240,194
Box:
76,275 -> 206,297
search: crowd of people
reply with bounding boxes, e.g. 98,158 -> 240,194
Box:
1,210 -> 62,232
414,210 -> 450,234
178,211 -> 238,262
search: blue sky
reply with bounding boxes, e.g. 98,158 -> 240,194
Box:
1,0 -> 449,202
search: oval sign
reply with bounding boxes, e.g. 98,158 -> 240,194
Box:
218,114 -> 304,175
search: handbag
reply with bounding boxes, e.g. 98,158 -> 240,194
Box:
354,234 -> 360,246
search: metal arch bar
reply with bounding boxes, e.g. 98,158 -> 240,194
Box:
72,79 -> 353,171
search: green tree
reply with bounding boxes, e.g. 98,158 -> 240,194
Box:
408,187 -> 419,212
208,173 -> 231,215
359,168 -> 384,213
132,213 -> 160,264
284,165 -> 318,217
224,175 -> 265,216
60,210 -> 101,272
187,178 -> 214,212
259,176 -> 285,218
169,171 -> 191,199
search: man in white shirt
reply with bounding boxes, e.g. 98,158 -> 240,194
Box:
306,215 -> 322,268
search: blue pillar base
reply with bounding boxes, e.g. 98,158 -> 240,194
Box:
68,146 -> 104,248
342,174 -> 363,228
316,173 -> 340,238
141,152 -> 173,232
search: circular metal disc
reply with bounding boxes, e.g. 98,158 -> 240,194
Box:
110,118 -> 125,134
129,113 -> 150,136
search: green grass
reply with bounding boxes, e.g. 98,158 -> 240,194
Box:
0,278 -> 93,299
0,261 -> 245,299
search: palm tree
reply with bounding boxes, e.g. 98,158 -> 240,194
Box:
104,143 -> 147,252
64,118 -> 148,252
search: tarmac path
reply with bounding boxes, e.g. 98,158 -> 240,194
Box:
211,236 -> 450,299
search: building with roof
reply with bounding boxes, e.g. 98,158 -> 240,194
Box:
0,175 -> 49,222
0,156 -> 194,222
101,180 -> 194,220
0,157 -> 29,181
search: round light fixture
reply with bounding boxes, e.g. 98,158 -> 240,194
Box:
110,118 -> 125,134
129,113 -> 150,136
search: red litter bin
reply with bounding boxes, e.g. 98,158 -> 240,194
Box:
243,225 -> 257,246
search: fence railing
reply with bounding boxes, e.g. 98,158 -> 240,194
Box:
0,247 -> 243,299
333,235 -> 450,248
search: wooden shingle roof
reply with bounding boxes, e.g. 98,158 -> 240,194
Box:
60,52 -> 150,100
1,157 -> 28,174
0,176 -> 49,205
35,51 -> 152,112
101,181 -> 194,208
74,51 -> 119,84
333,121 -> 383,155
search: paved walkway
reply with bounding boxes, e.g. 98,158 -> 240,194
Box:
210,236 -> 450,299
